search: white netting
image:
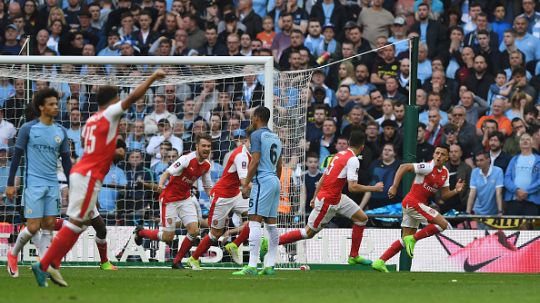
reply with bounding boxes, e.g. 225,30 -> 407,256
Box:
0,59 -> 311,268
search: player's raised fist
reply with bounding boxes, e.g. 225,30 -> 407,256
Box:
153,69 -> 167,80
388,185 -> 397,199
455,178 -> 465,192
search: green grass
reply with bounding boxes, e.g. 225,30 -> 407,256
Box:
0,267 -> 539,303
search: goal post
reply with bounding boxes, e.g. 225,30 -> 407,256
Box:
0,55 -> 312,268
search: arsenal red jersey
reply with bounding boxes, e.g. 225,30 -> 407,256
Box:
159,152 -> 212,203
404,161 -> 450,206
211,145 -> 251,198
72,102 -> 125,181
316,149 -> 360,205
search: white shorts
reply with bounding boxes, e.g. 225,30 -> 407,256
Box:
208,193 -> 248,229
307,194 -> 360,232
401,203 -> 440,229
67,173 -> 103,222
160,196 -> 199,232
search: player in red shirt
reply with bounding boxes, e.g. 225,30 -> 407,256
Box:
372,145 -> 465,273
185,137 -> 252,269
31,70 -> 166,287
134,133 -> 213,269
278,131 -> 384,265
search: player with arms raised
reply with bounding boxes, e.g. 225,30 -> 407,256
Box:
6,88 -> 72,280
278,131 -> 384,265
372,145 -> 465,273
185,135 -> 251,269
233,106 -> 282,276
134,133 -> 213,269
31,70 -> 166,287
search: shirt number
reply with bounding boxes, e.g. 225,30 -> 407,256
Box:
83,125 -> 97,153
270,143 -> 278,165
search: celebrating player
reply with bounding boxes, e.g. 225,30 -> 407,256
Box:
31,69 -> 166,287
134,133 -> 213,269
233,106 -> 282,276
278,131 -> 384,265
5,88 -> 72,279
372,145 -> 465,273
186,135 -> 251,269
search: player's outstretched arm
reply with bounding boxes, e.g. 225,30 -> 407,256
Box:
440,179 -> 465,200
121,69 -> 167,110
388,163 -> 415,199
348,181 -> 384,193
157,171 -> 171,192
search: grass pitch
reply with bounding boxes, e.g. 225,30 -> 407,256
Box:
1,267 -> 538,303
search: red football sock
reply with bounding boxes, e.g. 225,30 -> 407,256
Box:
233,222 -> 250,246
380,239 -> 404,262
139,229 -> 159,241
349,225 -> 365,258
96,242 -> 109,263
173,236 -> 194,264
40,226 -> 80,271
279,229 -> 304,245
191,235 -> 212,260
54,218 -> 65,231
413,224 -> 441,241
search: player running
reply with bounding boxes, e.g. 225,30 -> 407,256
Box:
186,135 -> 252,269
6,88 -> 72,280
134,133 -> 213,269
31,69 -> 166,287
278,131 -> 384,265
372,145 -> 465,273
233,106 -> 282,276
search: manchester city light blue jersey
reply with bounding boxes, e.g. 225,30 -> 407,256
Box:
15,120 -> 70,187
250,127 -> 282,179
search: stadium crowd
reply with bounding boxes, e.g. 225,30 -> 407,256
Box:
0,0 -> 540,230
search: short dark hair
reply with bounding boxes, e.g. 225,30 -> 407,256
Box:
477,29 -> 489,37
348,130 -> 365,148
196,133 -> 212,144
418,122 -> 427,130
96,86 -> 118,106
475,150 -> 490,160
160,141 -> 172,149
33,88 -> 59,115
306,152 -> 319,160
488,131 -> 505,143
435,144 -> 450,153
253,106 -> 271,124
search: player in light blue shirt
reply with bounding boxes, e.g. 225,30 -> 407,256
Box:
6,88 -> 72,278
233,106 -> 282,276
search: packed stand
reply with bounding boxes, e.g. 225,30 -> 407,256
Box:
0,0 -> 540,230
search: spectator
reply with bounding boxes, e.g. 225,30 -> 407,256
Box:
134,10 -> 158,55
0,24 -> 21,55
416,123 -> 434,162
271,12 -> 293,62
467,151 -> 504,220
349,64 -> 375,106
383,77 -> 406,104
360,143 -> 402,210
304,152 -> 322,216
451,105 -> 479,155
465,54 -> 495,100
419,92 -> 449,126
98,31 -> 121,57
378,119 -> 402,156
0,107 -> 16,147
465,13 -> 499,49
508,67 -> 536,101
257,15 -> 276,49
367,89 -> 385,120
319,136 -> 349,170
316,22 -> 338,59
505,92 -> 528,121
341,105 -> 367,140
183,13 -> 205,50
364,121 -> 380,157
88,2 -> 105,30
174,28 -> 198,56
238,0 -> 263,39
3,79 -> 25,127
504,16 -> 540,64
308,118 -> 337,166
518,0 -> 540,35
409,2 -> 447,59
375,99 -> 395,127
370,44 -> 398,89
393,101 -> 405,129
146,118 -> 183,166
310,0 -> 347,41
488,131 -> 512,172
504,118 -> 528,155
150,141 -> 172,181
504,132 -> 540,215
144,95 -> 178,135
490,3 -> 512,43
127,97 -> 152,122
424,109 -> 444,146
126,120 -> 147,152
118,150 -> 154,223
98,163 -> 128,215
279,29 -> 308,70
388,17 -> 408,56
439,143 -> 471,214
304,18 -> 323,56
459,90 -> 488,127
310,69 -> 335,107
476,98 -> 512,136
306,105 -> 326,142
231,73 -> 264,116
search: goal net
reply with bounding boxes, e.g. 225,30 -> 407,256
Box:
0,56 -> 312,268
